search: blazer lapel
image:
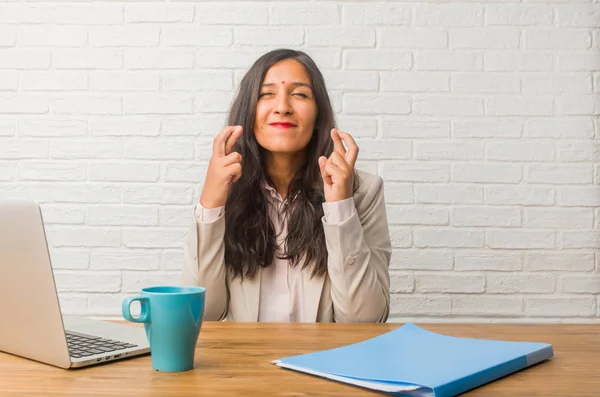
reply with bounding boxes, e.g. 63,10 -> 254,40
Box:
241,268 -> 261,321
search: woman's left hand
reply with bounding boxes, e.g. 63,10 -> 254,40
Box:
318,128 -> 359,203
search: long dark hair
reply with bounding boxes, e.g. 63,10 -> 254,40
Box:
224,49 -> 345,281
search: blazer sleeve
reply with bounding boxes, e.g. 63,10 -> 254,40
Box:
181,214 -> 229,321
322,175 -> 392,323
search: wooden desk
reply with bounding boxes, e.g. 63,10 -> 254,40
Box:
1,322 -> 598,396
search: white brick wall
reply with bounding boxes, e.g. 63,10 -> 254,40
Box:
1,1 -> 598,323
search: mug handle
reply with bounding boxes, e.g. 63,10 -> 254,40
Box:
122,297 -> 151,323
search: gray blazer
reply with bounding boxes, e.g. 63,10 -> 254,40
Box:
180,169 -> 392,322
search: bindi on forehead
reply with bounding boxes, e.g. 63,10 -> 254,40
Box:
261,81 -> 312,89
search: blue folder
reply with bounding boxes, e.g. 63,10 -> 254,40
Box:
273,323 -> 553,397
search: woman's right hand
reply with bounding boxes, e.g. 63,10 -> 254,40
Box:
199,125 -> 244,209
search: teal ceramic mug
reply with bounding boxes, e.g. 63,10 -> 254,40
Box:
122,286 -> 205,372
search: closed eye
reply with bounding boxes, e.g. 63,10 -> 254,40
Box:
293,92 -> 309,98
259,92 -> 274,97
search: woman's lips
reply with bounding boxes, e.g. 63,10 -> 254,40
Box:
269,122 -> 296,129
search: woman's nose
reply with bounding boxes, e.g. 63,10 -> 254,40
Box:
274,94 -> 292,114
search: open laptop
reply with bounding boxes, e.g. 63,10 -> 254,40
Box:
0,200 -> 150,369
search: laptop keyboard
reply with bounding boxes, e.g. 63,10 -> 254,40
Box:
66,331 -> 138,359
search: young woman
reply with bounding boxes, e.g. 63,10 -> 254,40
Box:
181,49 -> 391,323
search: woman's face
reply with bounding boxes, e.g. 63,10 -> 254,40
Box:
254,58 -> 318,155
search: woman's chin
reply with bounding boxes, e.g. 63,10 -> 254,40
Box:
258,140 -> 308,155
262,146 -> 304,155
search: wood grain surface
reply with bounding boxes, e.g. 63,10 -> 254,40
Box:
1,321 -> 598,396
